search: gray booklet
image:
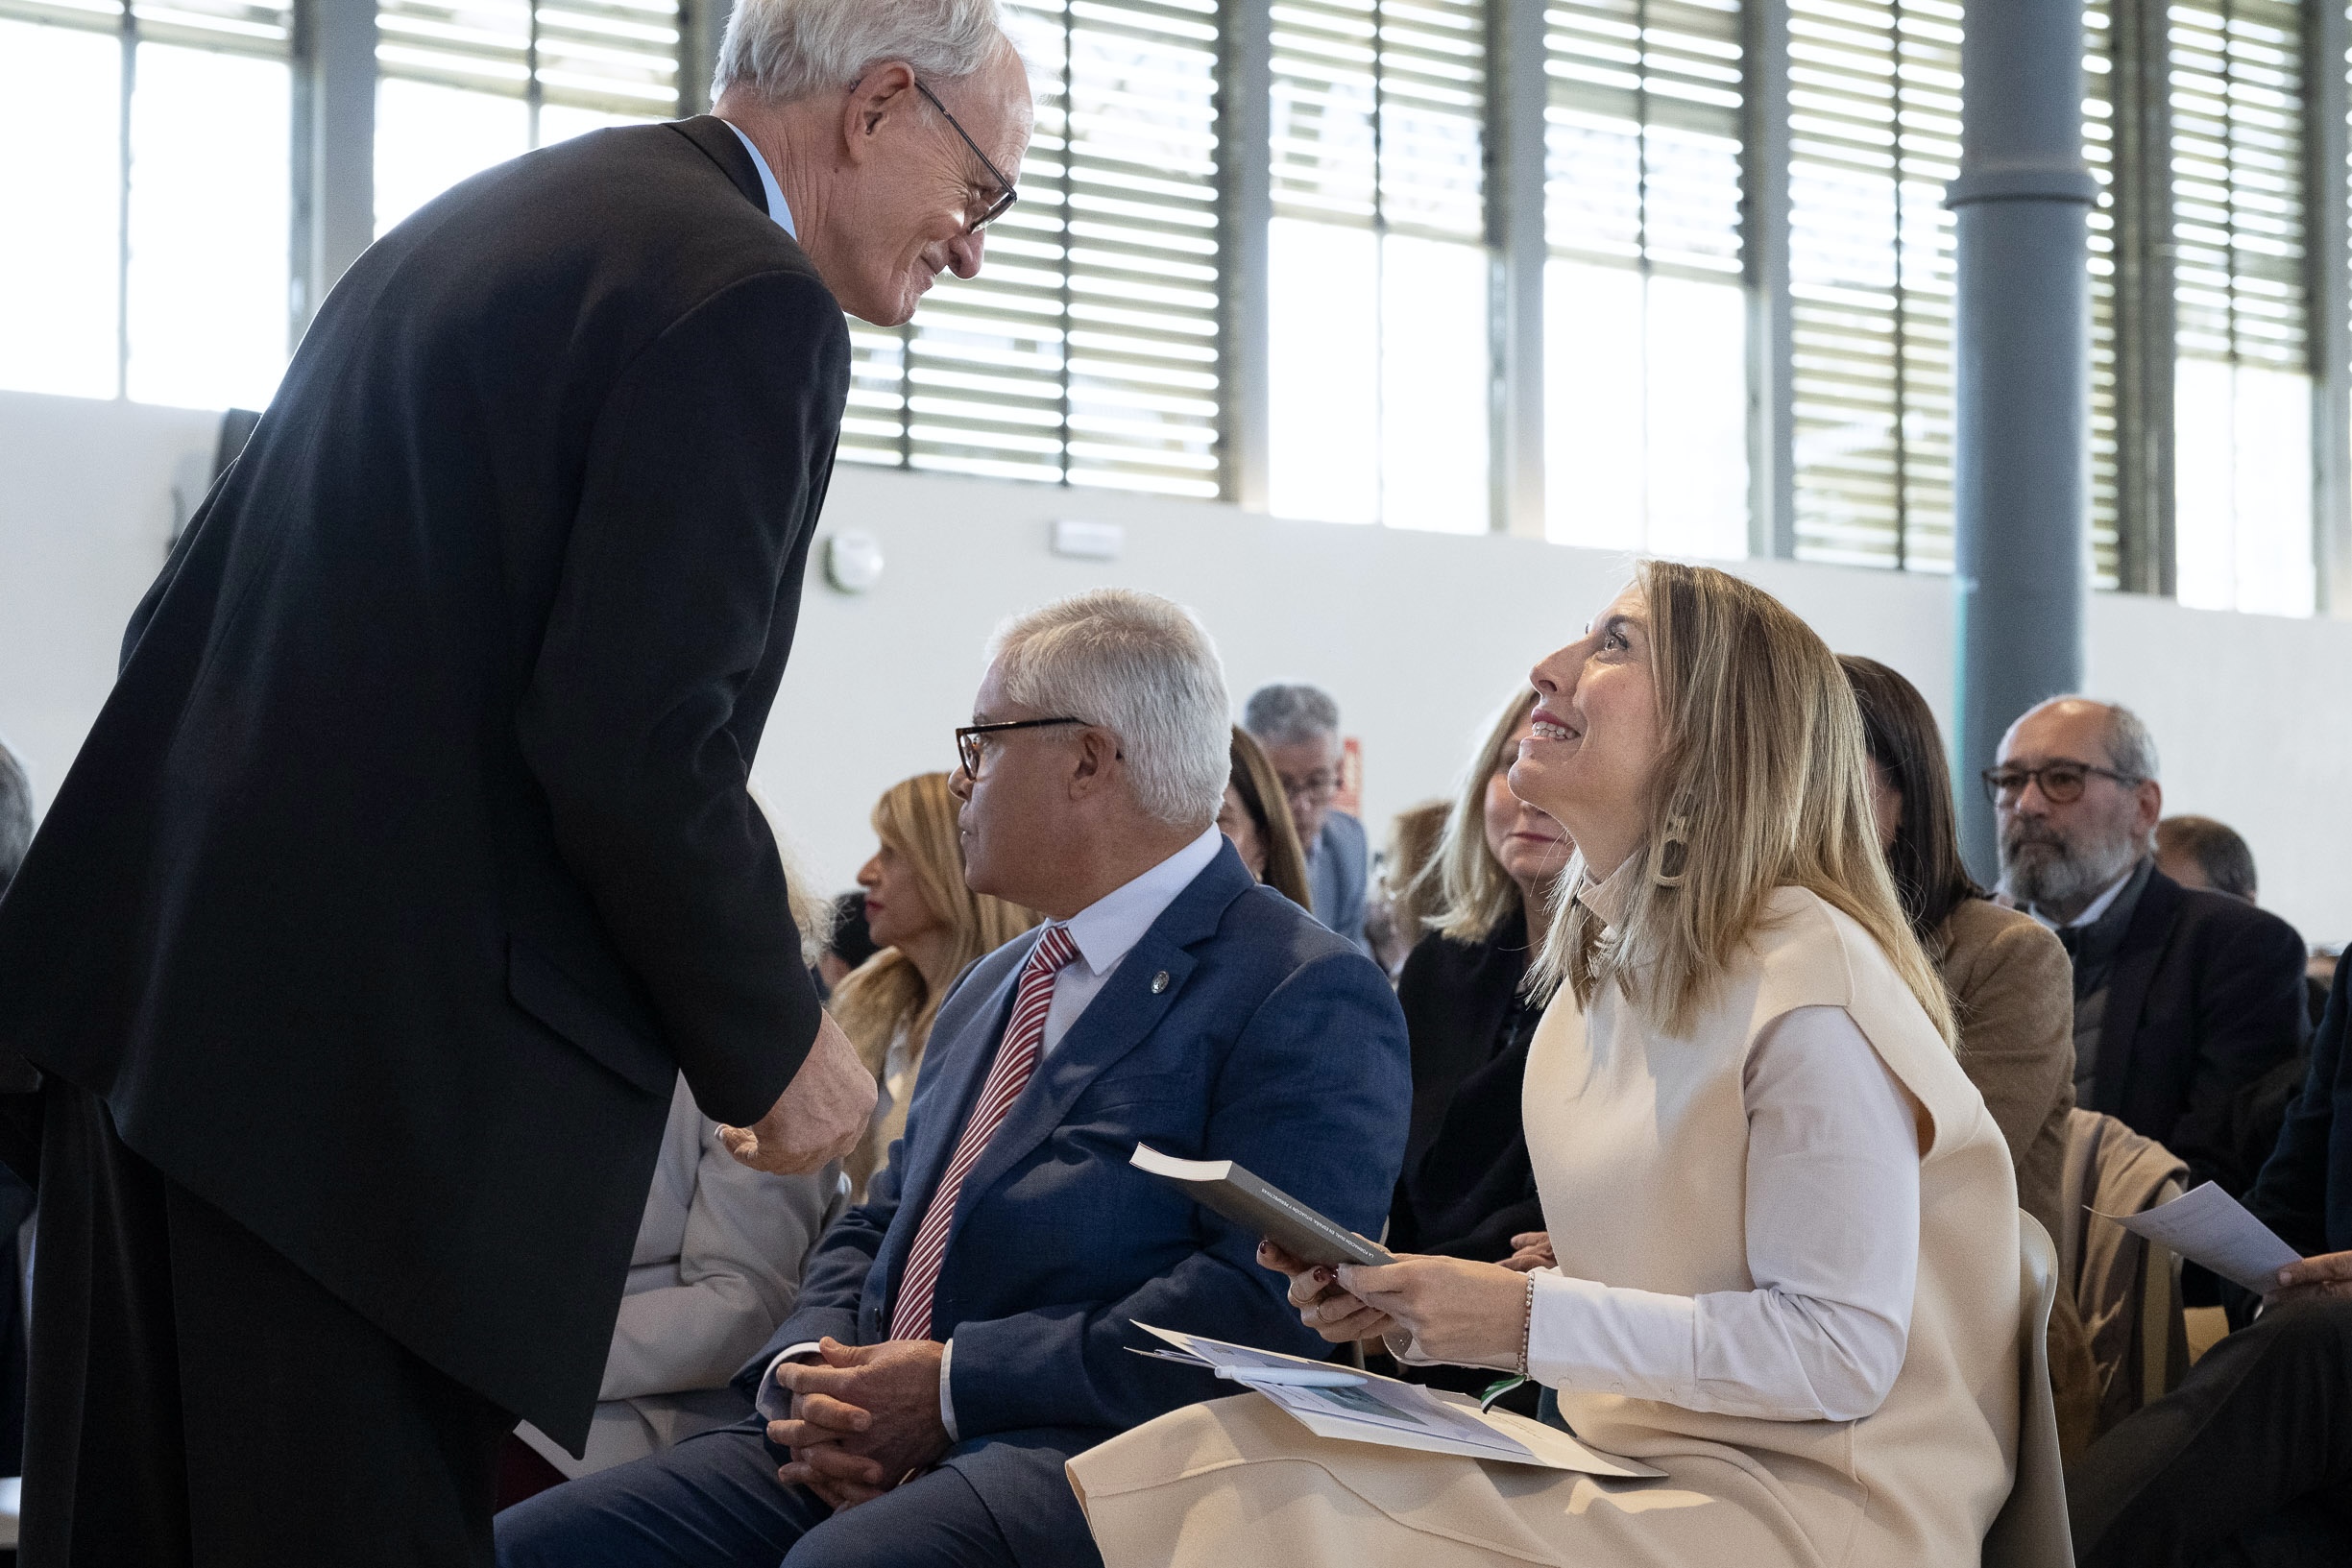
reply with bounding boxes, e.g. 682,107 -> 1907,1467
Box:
1131,1143 -> 1395,1266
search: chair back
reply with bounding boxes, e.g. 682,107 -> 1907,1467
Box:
1982,1212 -> 2074,1568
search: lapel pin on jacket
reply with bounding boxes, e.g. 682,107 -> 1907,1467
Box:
1151,971 -> 1171,994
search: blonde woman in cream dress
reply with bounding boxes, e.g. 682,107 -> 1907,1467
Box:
1067,561 -> 2024,1568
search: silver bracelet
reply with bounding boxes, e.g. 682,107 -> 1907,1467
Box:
1517,1273 -> 1535,1376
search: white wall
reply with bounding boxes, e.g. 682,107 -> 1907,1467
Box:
5,388 -> 2348,946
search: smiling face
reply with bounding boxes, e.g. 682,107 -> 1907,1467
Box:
821,52 -> 1033,326
1509,581 -> 1665,879
1482,712 -> 1573,895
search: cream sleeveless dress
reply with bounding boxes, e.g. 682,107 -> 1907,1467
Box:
1067,886 -> 2022,1568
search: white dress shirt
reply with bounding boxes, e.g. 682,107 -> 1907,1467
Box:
720,119 -> 798,238
757,826 -> 1228,1438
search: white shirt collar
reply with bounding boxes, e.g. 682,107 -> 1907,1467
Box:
719,119 -> 797,239
1055,826 -> 1226,979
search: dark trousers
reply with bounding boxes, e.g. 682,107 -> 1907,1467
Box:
17,1078 -> 513,1567
495,1419 -> 1030,1568
2071,1293 -> 2352,1568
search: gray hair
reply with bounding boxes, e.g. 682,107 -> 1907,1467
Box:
987,589 -> 1230,830
1243,683 -> 1341,749
715,0 -> 1010,104
0,737 -> 31,899
2044,696 -> 2158,782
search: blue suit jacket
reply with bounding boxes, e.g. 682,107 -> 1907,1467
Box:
738,842 -> 1409,1563
1306,809 -> 1370,953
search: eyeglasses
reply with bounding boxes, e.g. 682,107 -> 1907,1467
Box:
1278,770 -> 1341,804
956,716 -> 1086,779
913,79 -> 1018,233
1980,760 -> 2142,807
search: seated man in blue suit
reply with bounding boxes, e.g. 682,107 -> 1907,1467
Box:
497,587 -> 1412,1568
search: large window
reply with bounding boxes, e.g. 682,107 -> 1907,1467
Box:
1265,0 -> 1490,532
1786,0 -> 1962,571
1542,0 -> 1748,557
374,0 -> 679,235
0,0 -> 291,411
835,0 -> 1225,496
2167,0 -> 2314,615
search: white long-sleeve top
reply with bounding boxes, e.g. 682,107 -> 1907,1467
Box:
1395,1002 -> 1923,1422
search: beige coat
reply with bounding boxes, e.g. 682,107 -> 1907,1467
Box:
1069,888 -> 2022,1567
1934,897 -> 2075,1242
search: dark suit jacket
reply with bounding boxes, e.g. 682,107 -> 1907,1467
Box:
2244,958 -> 2352,1258
0,118 -> 846,1446
740,844 -> 1410,1566
1386,913 -> 1544,1262
2086,867 -> 2311,1194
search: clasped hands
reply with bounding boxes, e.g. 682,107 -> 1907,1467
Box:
766,1338 -> 949,1510
1259,1239 -> 1533,1369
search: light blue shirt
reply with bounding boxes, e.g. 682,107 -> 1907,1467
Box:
721,118 -> 797,239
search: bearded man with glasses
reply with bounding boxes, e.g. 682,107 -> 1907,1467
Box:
1990,697 -> 2309,1196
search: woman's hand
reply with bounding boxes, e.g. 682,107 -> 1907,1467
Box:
1257,1241 -> 1397,1343
1335,1255 -> 1531,1370
1501,1231 -> 1555,1272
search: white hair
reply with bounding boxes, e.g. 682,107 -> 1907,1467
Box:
987,590 -> 1231,830
1243,682 -> 1341,748
715,0 -> 1010,104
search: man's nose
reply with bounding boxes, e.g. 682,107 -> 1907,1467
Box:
947,230 -> 985,279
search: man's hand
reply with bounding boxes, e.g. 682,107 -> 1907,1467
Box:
2267,1251 -> 2352,1309
719,1012 -> 874,1175
766,1338 -> 950,1511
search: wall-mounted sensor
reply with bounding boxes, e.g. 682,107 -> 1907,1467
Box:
1051,519 -> 1125,561
824,530 -> 885,593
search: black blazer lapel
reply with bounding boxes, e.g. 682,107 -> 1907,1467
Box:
940,846 -> 1257,1258
666,115 -> 769,217
2096,868 -> 2183,1119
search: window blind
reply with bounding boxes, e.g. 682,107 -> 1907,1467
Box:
1786,0 -> 1961,572
837,0 -> 1224,498
0,0 -> 290,55
375,0 -> 681,118
2081,0 -> 2123,589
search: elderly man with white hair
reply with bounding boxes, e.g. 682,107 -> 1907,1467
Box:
0,1 -> 1034,1562
497,589 -> 1412,1568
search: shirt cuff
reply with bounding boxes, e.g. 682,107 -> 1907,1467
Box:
939,1337 -> 958,1443
753,1340 -> 823,1422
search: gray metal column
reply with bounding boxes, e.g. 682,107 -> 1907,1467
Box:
2306,0 -> 2352,616
1488,0 -> 1547,538
1218,0 -> 1274,510
1948,0 -> 2097,878
681,0 -> 732,117
289,0 -> 376,340
1742,0 -> 1795,558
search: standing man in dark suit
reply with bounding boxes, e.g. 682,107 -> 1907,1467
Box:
497,590 -> 1413,1568
1988,697 -> 2309,1193
0,2 -> 1035,1560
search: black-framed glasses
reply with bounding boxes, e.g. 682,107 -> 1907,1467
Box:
956,717 -> 1086,778
1276,769 -> 1341,804
1980,760 -> 2142,807
913,79 -> 1018,232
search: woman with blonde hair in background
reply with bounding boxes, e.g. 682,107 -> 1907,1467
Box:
1069,561 -> 2024,1567
830,772 -> 1038,1196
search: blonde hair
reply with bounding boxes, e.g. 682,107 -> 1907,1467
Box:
1532,561 -> 1956,1046
830,773 -> 1039,1076
1420,688 -> 1541,947
1381,799 -> 1452,950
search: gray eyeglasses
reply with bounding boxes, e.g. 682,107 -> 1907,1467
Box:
914,79 -> 1019,232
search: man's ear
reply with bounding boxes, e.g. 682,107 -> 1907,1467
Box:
839,59 -> 919,165
1067,728 -> 1120,800
2137,778 -> 2164,834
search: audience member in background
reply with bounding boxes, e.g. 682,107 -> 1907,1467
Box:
1845,658 -> 2076,1236
1071,563 -> 2023,1567
832,772 -> 1039,1198
1386,689 -> 1567,1273
1842,656 -> 2098,1455
1243,682 -> 1370,952
812,890 -> 878,998
1366,800 -> 1448,978
1216,726 -> 1311,909
1991,697 -> 2309,1194
499,589 -> 1411,1568
2069,957 -> 2352,1566
2155,814 -> 2259,903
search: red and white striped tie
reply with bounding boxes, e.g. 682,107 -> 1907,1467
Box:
888,924 -> 1080,1341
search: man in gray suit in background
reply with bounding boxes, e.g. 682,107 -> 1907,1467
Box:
1244,683 -> 1369,952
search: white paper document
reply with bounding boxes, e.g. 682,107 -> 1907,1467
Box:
2096,1180 -> 2302,1296
1129,1323 -> 1662,1478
